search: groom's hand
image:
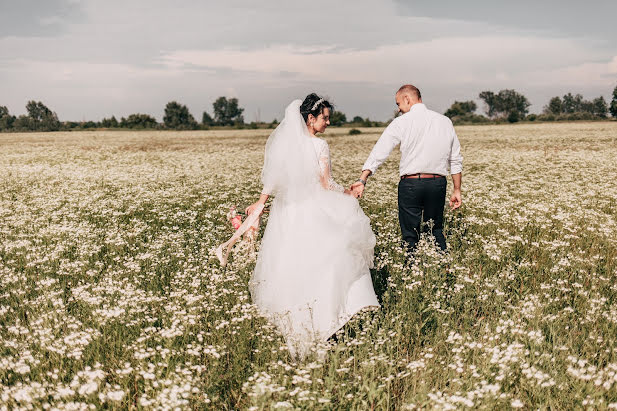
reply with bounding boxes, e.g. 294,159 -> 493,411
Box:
351,170 -> 371,199
449,189 -> 462,210
350,181 -> 365,198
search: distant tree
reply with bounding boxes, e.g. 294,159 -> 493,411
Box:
498,89 -> 530,119
363,118 -> 379,127
544,96 -> 563,115
62,121 -> 80,130
120,114 -> 158,129
80,121 -> 97,129
592,97 -> 608,118
562,93 -> 584,113
572,93 -> 589,113
562,93 -> 575,113
479,89 -> 530,119
202,111 -> 214,126
351,116 -> 376,126
13,115 -> 33,131
610,86 -> 617,118
101,116 -> 119,128
580,99 -> 595,114
25,100 -> 60,131
212,97 -> 244,126
163,101 -> 198,130
329,110 -> 347,126
0,106 -> 15,131
444,100 -> 477,118
478,91 -> 498,117
544,93 -> 609,118
507,110 -> 520,123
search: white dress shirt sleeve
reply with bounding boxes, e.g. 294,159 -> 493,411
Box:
449,126 -> 463,175
361,120 -> 401,174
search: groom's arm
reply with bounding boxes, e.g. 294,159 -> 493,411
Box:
359,169 -> 372,181
449,173 -> 462,209
448,126 -> 463,209
361,121 -> 401,176
351,121 -> 401,197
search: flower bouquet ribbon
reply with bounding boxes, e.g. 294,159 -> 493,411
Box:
216,203 -> 264,267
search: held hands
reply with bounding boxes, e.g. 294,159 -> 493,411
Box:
449,189 -> 462,210
350,181 -> 365,198
350,171 -> 370,199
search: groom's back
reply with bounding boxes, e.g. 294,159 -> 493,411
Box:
394,103 -> 457,175
361,101 -> 462,178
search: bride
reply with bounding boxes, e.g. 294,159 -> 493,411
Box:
245,94 -> 379,359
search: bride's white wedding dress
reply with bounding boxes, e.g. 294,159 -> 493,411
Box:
249,100 -> 379,359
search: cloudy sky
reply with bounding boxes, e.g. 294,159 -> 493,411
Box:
1,0 -> 616,122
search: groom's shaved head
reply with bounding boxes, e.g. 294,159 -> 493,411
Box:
397,84 -> 421,100
395,84 -> 422,114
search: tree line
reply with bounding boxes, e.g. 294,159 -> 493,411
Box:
0,97 -> 248,132
2,86 -> 616,132
0,96 -> 365,132
445,86 -> 617,124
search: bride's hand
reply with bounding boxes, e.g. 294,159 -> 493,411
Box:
246,194 -> 269,215
246,201 -> 264,216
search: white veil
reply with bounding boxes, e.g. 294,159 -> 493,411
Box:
261,100 -> 321,199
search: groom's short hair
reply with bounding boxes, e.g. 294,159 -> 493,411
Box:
397,84 -> 421,100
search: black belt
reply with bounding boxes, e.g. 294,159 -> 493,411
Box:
401,173 -> 445,179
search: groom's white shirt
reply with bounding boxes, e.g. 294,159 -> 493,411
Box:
362,103 -> 463,177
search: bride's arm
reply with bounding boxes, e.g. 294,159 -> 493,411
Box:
318,143 -> 352,194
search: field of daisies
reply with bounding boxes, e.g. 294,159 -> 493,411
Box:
1,121 -> 616,409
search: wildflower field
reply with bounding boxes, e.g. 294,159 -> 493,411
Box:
1,121 -> 617,409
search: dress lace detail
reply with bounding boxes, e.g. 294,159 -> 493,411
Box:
312,137 -> 345,193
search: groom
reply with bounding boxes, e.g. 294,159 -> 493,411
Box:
351,84 -> 463,253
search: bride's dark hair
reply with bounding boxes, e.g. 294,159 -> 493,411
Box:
300,93 -> 333,123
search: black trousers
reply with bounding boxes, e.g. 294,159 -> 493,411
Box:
398,176 -> 447,252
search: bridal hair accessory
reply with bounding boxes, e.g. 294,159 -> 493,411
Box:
216,204 -> 264,267
311,98 -> 324,111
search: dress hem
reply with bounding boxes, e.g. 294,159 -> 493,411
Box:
321,303 -> 380,341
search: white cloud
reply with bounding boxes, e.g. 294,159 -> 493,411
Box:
533,56 -> 617,87
0,1 -> 615,120
160,34 -> 610,95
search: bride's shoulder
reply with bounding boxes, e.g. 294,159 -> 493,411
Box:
311,136 -> 327,146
